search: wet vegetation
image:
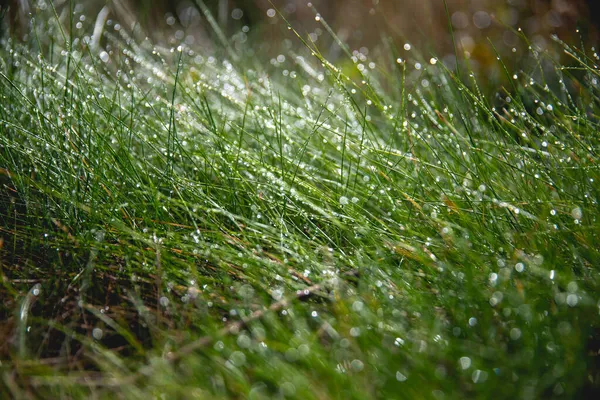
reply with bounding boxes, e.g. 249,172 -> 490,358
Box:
0,1 -> 599,398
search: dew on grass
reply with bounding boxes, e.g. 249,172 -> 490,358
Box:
339,196 -> 349,205
351,359 -> 364,372
214,341 -> 224,351
92,327 -> 103,340
352,301 -> 364,312
566,294 -> 578,307
229,351 -> 246,367
396,371 -> 408,381
515,262 -> 525,273
285,348 -> 299,362
99,51 -> 109,63
459,356 -> 471,370
159,296 -> 169,307
3,9 -> 600,397
165,14 -> 176,25
272,288 -> 284,300
472,369 -> 489,383
237,334 -> 251,348
231,8 -> 243,20
489,291 -> 504,307
510,328 -> 521,340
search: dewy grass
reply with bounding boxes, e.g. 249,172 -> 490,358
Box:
0,4 -> 599,399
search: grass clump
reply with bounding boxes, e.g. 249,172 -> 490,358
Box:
0,4 -> 599,399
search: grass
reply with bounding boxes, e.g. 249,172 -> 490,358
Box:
0,3 -> 599,399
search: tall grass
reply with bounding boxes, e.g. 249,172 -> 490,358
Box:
0,3 -> 599,398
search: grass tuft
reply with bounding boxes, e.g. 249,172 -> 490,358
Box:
0,3 -> 599,398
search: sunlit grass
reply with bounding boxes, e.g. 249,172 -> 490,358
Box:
0,4 -> 599,399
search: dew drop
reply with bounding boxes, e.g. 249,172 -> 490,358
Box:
396,371 -> 408,381
92,327 -> 103,340
459,356 -> 471,370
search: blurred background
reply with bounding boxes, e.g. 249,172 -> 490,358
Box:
0,1 -> 598,73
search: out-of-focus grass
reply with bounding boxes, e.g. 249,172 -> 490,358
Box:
0,2 -> 599,399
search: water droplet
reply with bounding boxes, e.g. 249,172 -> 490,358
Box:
396,371 -> 408,381
510,328 -> 521,340
237,334 -> 251,348
473,11 -> 491,29
352,301 -> 364,312
515,262 -> 525,273
459,356 -> 471,369
351,359 -> 364,372
159,296 -> 169,307
231,8 -> 243,20
32,284 -> 41,296
472,369 -> 489,383
92,327 -> 103,340
229,351 -> 246,366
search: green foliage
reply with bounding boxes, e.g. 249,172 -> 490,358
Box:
0,4 -> 599,399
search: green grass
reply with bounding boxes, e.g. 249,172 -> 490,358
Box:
1,4 -> 599,399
